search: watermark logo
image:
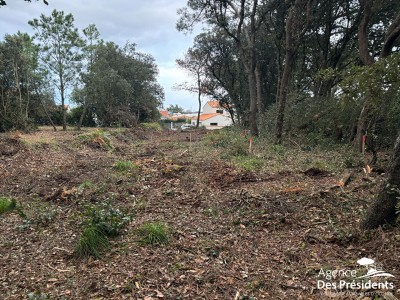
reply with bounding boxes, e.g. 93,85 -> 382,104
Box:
317,257 -> 395,295
356,257 -> 395,279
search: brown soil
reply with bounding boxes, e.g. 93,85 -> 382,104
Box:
0,128 -> 399,300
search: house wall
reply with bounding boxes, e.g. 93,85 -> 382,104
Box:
201,114 -> 233,130
202,102 -> 230,116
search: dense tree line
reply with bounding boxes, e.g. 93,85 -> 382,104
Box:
177,0 -> 400,146
177,0 -> 400,228
0,9 -> 164,131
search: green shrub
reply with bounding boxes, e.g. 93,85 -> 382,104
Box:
137,222 -> 169,246
77,129 -> 113,150
74,203 -> 132,258
74,226 -> 110,259
0,197 -> 16,215
205,127 -> 249,157
88,205 -> 132,237
141,122 -> 163,132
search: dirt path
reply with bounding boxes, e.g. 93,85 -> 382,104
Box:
0,128 -> 399,299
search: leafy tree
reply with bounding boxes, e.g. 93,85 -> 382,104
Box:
178,0 -> 270,136
166,104 -> 184,114
0,32 -> 44,131
176,48 -> 207,127
274,0 -> 313,144
29,10 -> 83,131
190,30 -> 246,125
83,42 -> 163,127
76,24 -> 102,130
354,0 -> 400,151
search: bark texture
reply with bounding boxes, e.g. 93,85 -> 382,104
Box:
361,132 -> 400,229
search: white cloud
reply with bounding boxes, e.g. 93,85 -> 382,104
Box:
158,65 -> 199,111
0,0 -> 201,109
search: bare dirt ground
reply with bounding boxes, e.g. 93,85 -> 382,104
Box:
0,127 -> 399,300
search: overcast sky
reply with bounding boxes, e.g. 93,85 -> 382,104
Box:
0,0 -> 201,111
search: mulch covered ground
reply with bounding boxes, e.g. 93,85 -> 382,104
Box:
0,128 -> 399,300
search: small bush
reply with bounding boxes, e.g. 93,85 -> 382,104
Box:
88,205 -> 132,237
137,222 -> 169,246
205,127 -> 249,157
74,226 -> 110,259
0,197 -> 16,215
74,203 -> 132,259
113,160 -> 139,172
141,122 -> 163,132
77,130 -> 113,150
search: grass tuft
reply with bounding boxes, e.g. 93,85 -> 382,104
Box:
113,160 -> 139,172
73,226 -> 110,259
136,222 -> 169,246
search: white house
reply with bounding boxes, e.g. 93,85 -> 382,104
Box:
191,100 -> 233,130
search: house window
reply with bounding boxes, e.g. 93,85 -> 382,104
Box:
216,109 -> 223,114
210,123 -> 218,126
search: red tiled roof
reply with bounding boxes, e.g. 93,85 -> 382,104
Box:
192,113 -> 219,121
206,100 -> 221,108
159,110 -> 169,117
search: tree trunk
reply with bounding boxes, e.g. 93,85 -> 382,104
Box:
354,104 -> 368,152
247,71 -> 258,136
361,132 -> 400,229
275,49 -> 294,144
41,98 -> 57,131
59,71 -> 67,131
77,103 -> 87,131
274,0 -> 311,144
196,74 -> 201,127
196,92 -> 201,127
255,64 -> 263,114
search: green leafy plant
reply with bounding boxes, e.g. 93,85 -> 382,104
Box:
88,204 -> 132,237
74,203 -> 132,258
136,222 -> 169,246
27,291 -> 49,300
0,196 -> 16,214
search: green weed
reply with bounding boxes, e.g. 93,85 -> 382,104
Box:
88,204 -> 133,237
113,160 -> 139,172
77,179 -> 94,192
136,222 -> 169,246
0,197 -> 16,214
